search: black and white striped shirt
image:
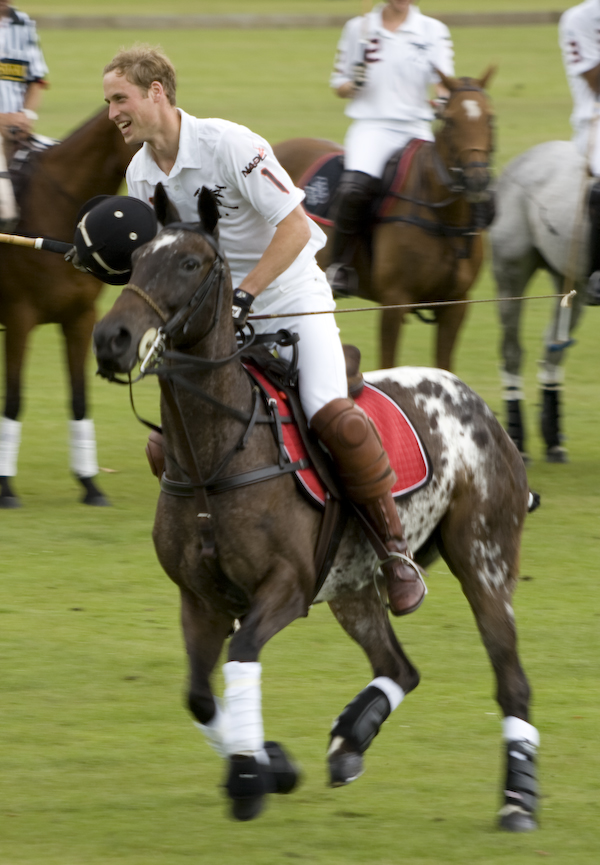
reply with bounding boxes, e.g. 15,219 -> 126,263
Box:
0,7 -> 48,113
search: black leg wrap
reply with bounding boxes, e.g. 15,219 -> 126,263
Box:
540,387 -> 567,462
499,740 -> 538,832
264,741 -> 301,794
77,475 -> 111,507
505,399 -> 526,456
330,685 -> 391,754
0,476 -> 20,508
224,755 -> 272,822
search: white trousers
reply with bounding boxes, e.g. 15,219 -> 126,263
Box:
574,120 -> 600,176
344,118 -> 434,178
250,261 -> 348,422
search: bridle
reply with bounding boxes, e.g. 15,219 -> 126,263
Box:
435,82 -> 494,194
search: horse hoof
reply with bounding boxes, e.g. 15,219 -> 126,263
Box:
225,755 -> 269,822
498,807 -> 537,832
0,494 -> 21,509
328,750 -> 364,787
82,492 -> 111,507
264,740 -> 301,794
545,446 -> 568,464
231,794 -> 265,822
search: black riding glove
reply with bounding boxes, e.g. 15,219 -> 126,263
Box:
64,246 -> 88,273
232,288 -> 254,327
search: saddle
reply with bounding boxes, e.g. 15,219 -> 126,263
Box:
298,140 -> 427,229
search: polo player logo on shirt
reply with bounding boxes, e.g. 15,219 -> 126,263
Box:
241,148 -> 267,177
196,184 -> 239,214
409,42 -> 428,52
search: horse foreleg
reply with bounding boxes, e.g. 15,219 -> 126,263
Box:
222,561 -> 309,819
437,495 -> 538,833
327,582 -> 420,787
61,311 -> 108,506
379,308 -> 405,369
434,300 -> 467,371
1,309 -> 35,507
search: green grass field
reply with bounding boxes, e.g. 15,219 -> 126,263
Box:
1,12 -> 599,865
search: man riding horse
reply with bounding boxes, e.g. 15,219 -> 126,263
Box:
74,46 -> 427,621
327,0 -> 454,295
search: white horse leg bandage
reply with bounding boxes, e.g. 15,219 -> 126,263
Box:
370,676 -> 405,711
194,699 -> 228,758
0,417 -> 22,476
69,419 -> 99,478
223,661 -> 263,757
502,715 -> 540,750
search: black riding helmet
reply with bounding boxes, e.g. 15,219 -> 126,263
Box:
73,195 -> 158,285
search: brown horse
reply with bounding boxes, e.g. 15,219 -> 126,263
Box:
0,109 -> 134,507
93,185 -> 539,831
274,70 -> 494,370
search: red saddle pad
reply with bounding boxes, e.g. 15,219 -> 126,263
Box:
245,365 -> 430,507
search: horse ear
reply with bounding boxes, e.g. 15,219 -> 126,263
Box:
153,182 -> 181,226
198,186 -> 220,236
478,65 -> 496,91
435,68 -> 457,93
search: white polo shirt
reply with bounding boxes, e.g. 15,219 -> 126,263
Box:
559,0 -> 600,130
126,110 -> 326,290
330,3 -> 454,124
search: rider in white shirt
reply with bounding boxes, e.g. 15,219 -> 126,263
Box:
0,1 -> 47,229
103,45 -> 427,617
559,0 -> 600,299
328,0 -> 454,294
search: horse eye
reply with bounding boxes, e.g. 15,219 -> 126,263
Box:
180,257 -> 201,273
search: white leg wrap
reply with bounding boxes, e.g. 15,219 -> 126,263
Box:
500,369 -> 525,401
69,419 -> 98,478
223,660 -> 263,757
370,676 -> 405,712
537,362 -> 564,388
502,715 -> 540,750
194,699 -> 228,758
0,417 -> 22,477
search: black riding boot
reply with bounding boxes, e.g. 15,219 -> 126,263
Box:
326,171 -> 380,298
586,181 -> 600,304
505,398 -> 527,459
540,386 -> 567,463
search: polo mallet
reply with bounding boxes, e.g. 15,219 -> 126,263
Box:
0,231 -> 71,255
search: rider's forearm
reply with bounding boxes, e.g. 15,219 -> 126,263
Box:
23,81 -> 45,114
237,205 -> 311,298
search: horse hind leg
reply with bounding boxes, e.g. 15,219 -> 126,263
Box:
436,489 -> 539,832
327,581 -> 419,787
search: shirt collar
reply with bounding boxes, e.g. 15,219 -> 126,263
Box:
374,3 -> 422,37
136,108 -> 202,182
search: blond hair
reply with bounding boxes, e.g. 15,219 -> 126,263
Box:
104,44 -> 177,105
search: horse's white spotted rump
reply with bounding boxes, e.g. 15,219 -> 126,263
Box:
317,367 -> 515,601
463,99 -> 482,120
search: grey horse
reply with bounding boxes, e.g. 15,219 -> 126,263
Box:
490,140 -> 590,461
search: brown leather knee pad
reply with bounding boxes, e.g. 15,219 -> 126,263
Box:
310,398 -> 395,502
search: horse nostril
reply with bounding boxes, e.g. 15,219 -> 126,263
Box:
111,327 -> 132,356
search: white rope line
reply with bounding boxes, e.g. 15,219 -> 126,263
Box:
247,290 -> 577,320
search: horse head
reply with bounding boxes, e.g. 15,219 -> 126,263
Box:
434,67 -> 495,199
93,183 -> 232,378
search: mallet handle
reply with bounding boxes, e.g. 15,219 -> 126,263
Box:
0,232 -> 71,254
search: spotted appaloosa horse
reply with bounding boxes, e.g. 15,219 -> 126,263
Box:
93,184 -> 540,829
0,109 -> 134,507
274,70 -> 494,371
